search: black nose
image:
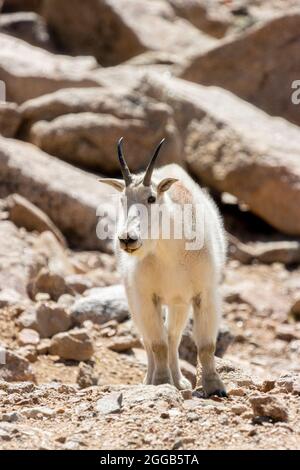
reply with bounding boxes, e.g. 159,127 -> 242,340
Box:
118,234 -> 138,245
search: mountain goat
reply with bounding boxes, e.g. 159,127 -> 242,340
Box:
99,138 -> 227,397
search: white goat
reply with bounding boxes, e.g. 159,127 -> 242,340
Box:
99,138 -> 227,396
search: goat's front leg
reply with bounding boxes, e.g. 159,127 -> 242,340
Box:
129,291 -> 173,386
166,303 -> 192,390
193,290 -> 227,398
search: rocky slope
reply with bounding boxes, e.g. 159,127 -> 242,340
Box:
0,0 -> 300,450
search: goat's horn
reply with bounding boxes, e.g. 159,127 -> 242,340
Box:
143,138 -> 165,187
118,137 -> 132,186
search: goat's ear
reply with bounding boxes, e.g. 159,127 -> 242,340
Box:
157,178 -> 179,194
98,178 -> 125,192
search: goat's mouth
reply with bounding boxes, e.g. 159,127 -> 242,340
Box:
123,246 -> 140,254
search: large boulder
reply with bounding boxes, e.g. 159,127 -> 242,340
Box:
167,0 -> 231,38
0,221 -> 46,298
139,74 -> 300,236
0,103 -> 21,138
20,87 -> 181,171
7,193 -> 66,246
0,12 -> 56,51
0,136 -> 116,250
2,0 -> 42,12
42,0 -> 215,66
0,33 -> 100,103
179,13 -> 300,126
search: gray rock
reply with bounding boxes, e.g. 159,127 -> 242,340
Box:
96,392 -> 123,414
70,285 -> 129,325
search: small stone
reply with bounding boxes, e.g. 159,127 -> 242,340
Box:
17,345 -> 38,363
96,392 -> 123,415
107,335 -> 141,352
228,387 -> 246,397
17,308 -> 38,330
57,294 -> 75,308
22,406 -> 56,418
36,338 -> 51,355
292,379 -> 300,395
0,350 -> 36,382
65,275 -> 93,294
187,411 -> 199,422
28,268 -> 74,301
0,288 -> 23,307
231,405 -> 248,415
18,328 -> 40,346
49,328 -> 94,361
261,380 -> 276,393
35,301 -> 72,338
0,428 -> 11,441
76,362 -> 97,389
63,439 -> 80,450
35,293 -> 51,302
241,412 -> 254,420
0,412 -> 21,423
277,379 -> 294,394
7,382 -> 35,394
275,324 -> 299,342
290,297 -> 300,321
249,394 -> 288,422
236,379 -> 254,389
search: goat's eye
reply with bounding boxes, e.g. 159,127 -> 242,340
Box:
148,195 -> 156,204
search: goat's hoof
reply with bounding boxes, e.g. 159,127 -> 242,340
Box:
143,375 -> 153,385
208,389 -> 228,398
174,376 -> 192,390
203,374 -> 227,398
152,371 -> 173,386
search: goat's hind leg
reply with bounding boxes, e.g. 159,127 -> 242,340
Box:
193,290 -> 227,397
